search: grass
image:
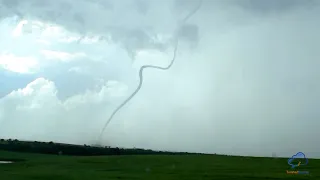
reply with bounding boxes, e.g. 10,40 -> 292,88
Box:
0,150 -> 318,180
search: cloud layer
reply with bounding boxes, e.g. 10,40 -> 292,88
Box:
0,0 -> 319,158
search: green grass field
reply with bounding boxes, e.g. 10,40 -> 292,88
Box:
0,150 -> 318,180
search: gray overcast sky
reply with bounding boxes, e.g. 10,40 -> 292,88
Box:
0,0 -> 319,158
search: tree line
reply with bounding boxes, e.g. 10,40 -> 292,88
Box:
0,139 -> 199,156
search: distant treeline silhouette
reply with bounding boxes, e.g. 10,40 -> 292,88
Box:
0,139 -> 201,156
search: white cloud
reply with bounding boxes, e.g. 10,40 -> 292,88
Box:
11,20 -> 28,37
68,66 -> 84,73
0,16 -> 121,75
0,53 -> 38,73
40,50 -> 86,62
11,18 -> 80,43
0,77 -> 128,144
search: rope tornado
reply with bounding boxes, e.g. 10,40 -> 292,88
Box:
98,0 -> 203,143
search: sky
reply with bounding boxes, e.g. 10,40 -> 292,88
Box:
0,0 -> 319,158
